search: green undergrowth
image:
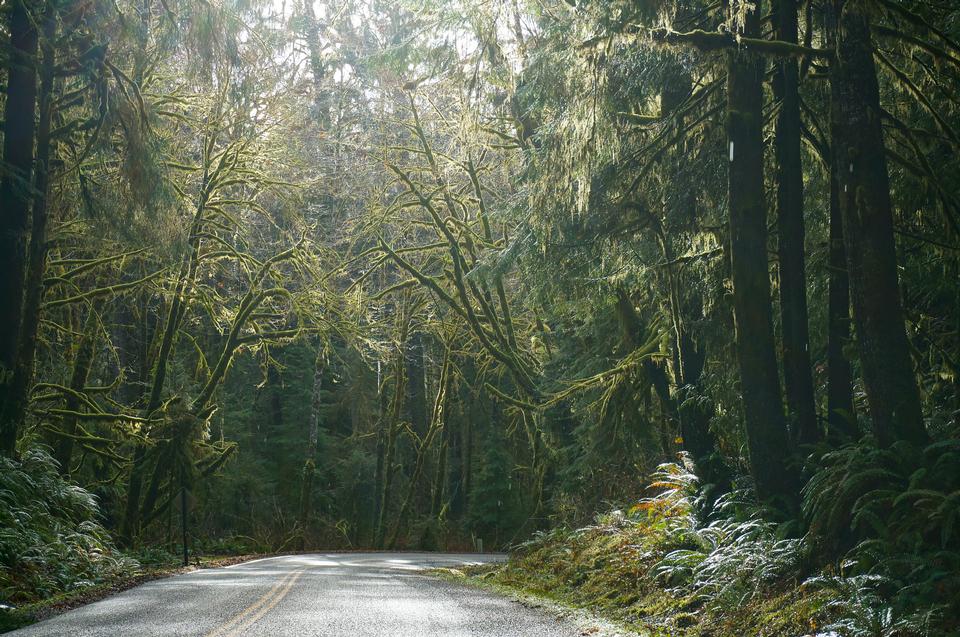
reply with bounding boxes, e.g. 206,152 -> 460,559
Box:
472,520 -> 827,637
0,450 -> 137,608
466,460 -> 955,637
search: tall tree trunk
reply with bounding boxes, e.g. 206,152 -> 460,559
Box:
675,310 -> 731,499
826,137 -> 856,442
446,377 -> 466,520
54,309 -> 99,473
726,1 -> 797,505
6,4 -> 58,447
301,0 -> 329,129
615,288 -> 678,451
374,302 -> 410,548
404,330 -> 428,436
462,380 -> 476,519
123,274 -> 187,542
831,0 -> 926,447
371,359 -> 387,542
655,62 -> 731,505
267,363 -> 284,445
431,427 -> 448,518
773,0 -> 818,446
123,226 -> 197,542
123,153 -> 212,542
388,345 -> 451,548
374,363 -> 405,548
297,350 -> 325,549
118,0 -> 156,528
97,292 -> 151,529
954,256 -> 960,431
0,0 -> 41,456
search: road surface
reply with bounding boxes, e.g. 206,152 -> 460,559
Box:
9,553 -> 590,636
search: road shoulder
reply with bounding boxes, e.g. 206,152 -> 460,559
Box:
431,566 -> 646,637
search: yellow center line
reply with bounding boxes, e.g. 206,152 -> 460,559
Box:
224,568 -> 306,636
204,567 -> 306,637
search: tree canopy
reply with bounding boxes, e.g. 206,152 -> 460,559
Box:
1,0 -> 959,633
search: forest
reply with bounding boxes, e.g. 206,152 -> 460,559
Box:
0,0 -> 958,635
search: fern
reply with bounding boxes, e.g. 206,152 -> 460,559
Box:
0,449 -> 137,605
804,574 -> 945,637
803,437 -> 960,634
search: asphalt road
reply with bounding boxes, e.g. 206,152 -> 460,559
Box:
10,553 -> 590,636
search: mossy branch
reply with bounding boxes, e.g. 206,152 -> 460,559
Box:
875,50 -> 960,147
377,238 -> 468,321
651,28 -> 832,58
43,269 -> 166,309
875,0 -> 960,59
46,249 -> 148,283
37,408 -> 157,425
874,26 -> 960,74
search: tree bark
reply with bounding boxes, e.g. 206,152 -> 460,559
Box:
54,309 -> 99,473
726,1 -> 797,506
772,0 -> 819,446
615,288 -> 678,451
388,345 -> 451,548
5,4 -> 58,447
831,0 -> 926,447
374,364 -> 404,548
404,330 -> 428,436
826,120 -> 856,442
123,136 -> 220,541
301,0 -> 329,128
267,363 -> 284,446
123,202 -> 202,542
371,359 -> 387,542
653,61 -> 732,505
446,366 -> 468,520
0,0 -> 41,456
297,349 -> 325,549
374,302 -> 410,548
431,429 -> 448,518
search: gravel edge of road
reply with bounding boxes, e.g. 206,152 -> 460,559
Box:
430,568 -> 647,637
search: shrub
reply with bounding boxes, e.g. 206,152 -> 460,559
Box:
0,449 -> 137,604
647,463 -> 805,610
802,437 -> 960,636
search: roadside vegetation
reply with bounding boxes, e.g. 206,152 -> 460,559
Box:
472,457 -> 958,636
0,449 -> 261,631
0,450 -> 134,610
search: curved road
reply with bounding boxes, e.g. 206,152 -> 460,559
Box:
10,553 -> 588,636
